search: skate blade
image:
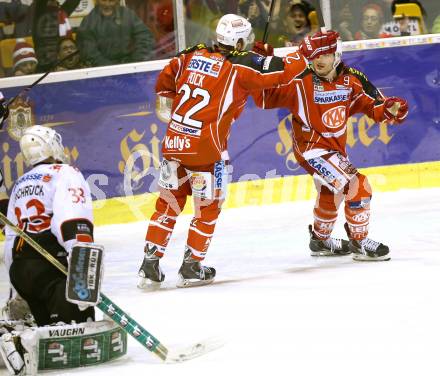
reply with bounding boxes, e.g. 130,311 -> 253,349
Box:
176,275 -> 215,288
165,336 -> 224,363
352,254 -> 391,262
137,277 -> 162,290
311,250 -> 351,257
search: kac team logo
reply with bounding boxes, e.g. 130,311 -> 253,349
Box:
322,106 -> 346,129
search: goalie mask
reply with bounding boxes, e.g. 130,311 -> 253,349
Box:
20,125 -> 69,166
216,14 -> 255,50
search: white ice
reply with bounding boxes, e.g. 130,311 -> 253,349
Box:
1,187 -> 439,376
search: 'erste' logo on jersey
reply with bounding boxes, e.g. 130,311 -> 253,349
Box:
187,56 -> 223,78
322,106 -> 346,129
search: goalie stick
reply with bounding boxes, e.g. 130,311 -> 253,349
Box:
0,212 -> 221,363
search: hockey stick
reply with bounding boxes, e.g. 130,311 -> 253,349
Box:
314,0 -> 327,32
6,50 -> 80,108
262,0 -> 276,43
0,212 -> 221,363
0,50 -> 80,130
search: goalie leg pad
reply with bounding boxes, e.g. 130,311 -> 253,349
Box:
66,243 -> 104,307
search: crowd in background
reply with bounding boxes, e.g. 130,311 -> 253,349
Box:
0,0 -> 439,78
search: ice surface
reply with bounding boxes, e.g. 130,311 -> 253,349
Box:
1,188 -> 439,376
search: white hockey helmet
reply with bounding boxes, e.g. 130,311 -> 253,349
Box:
20,125 -> 69,166
216,14 -> 254,50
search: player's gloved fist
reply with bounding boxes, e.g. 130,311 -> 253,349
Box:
383,97 -> 408,124
252,41 -> 274,56
299,30 -> 340,60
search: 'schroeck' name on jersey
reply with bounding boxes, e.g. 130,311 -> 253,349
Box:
165,135 -> 191,151
314,90 -> 351,104
15,185 -> 44,200
187,56 -> 224,78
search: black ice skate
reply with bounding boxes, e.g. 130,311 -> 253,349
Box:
137,244 -> 165,288
309,225 -> 351,256
349,238 -> 390,261
176,248 -> 216,288
343,223 -> 390,261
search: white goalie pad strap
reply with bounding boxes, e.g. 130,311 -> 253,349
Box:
66,242 -> 104,307
158,159 -> 179,190
308,152 -> 357,194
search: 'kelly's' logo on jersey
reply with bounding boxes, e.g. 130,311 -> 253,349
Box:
164,135 -> 191,151
314,90 -> 351,104
187,56 -> 223,78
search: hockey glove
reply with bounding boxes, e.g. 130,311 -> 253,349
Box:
252,41 -> 274,57
299,30 -> 339,60
383,97 -> 408,124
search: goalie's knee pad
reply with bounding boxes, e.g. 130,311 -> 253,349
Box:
3,320 -> 127,374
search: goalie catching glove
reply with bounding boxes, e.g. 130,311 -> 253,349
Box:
66,242 -> 104,308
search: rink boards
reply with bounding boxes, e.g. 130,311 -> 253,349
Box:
0,36 -> 439,225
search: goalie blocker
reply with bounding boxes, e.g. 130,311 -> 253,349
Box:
66,243 -> 104,307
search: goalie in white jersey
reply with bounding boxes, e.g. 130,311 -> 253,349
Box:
4,125 -> 95,326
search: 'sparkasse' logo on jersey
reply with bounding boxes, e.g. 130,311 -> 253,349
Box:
314,90 -> 351,104
187,56 -> 223,78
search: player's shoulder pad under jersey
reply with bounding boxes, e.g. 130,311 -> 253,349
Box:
347,66 -> 382,101
227,51 -> 284,73
176,43 -> 209,57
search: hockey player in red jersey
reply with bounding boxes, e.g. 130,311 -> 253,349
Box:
252,30 -> 408,261
137,13 -> 328,288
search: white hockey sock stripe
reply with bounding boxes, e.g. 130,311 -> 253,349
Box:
189,226 -> 213,238
150,221 -> 174,232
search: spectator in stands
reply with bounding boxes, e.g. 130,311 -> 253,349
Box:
33,0 -> 80,72
432,15 -> 440,34
382,0 -> 427,36
238,0 -> 268,40
276,1 -> 315,47
153,2 -> 176,59
78,0 -> 155,66
54,37 -> 88,71
334,1 -> 356,41
354,3 -> 390,40
0,0 -> 31,39
12,38 -> 38,76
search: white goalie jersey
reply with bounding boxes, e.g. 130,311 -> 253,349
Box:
4,163 -> 94,268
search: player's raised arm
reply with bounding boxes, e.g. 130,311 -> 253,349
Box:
347,68 -> 409,125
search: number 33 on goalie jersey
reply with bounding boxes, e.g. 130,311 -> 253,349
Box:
156,44 -> 291,166
5,164 -> 94,255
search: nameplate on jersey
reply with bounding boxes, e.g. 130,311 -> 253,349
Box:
187,56 -> 223,78
314,89 -> 351,104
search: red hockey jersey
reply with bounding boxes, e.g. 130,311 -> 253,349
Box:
156,44 -> 291,166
